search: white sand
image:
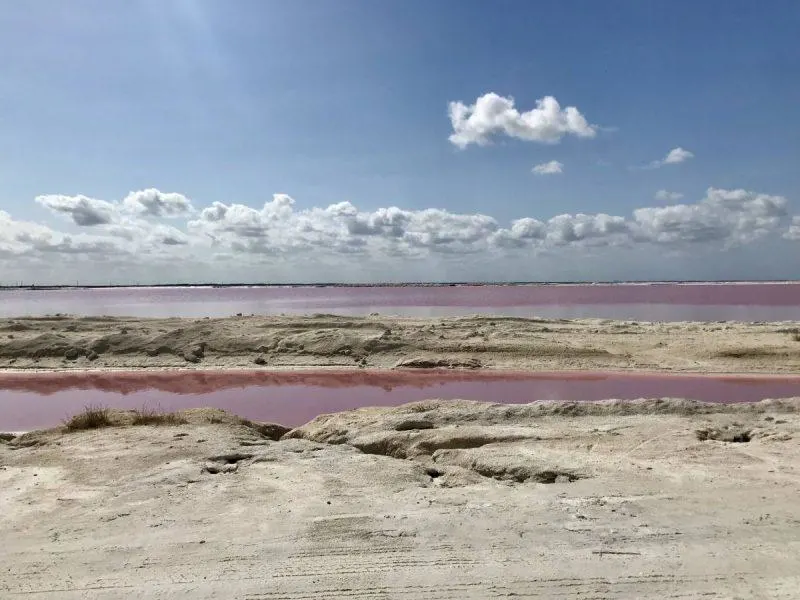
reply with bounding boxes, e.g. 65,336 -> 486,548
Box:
2,398 -> 799,598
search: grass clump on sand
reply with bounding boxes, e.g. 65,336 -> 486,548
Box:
64,405 -> 113,432
793,333 -> 800,342
62,405 -> 188,432
131,406 -> 188,426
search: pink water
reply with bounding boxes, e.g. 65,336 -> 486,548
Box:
1,283 -> 799,320
2,369 -> 798,431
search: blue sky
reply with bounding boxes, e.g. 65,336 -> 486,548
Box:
1,1 -> 799,283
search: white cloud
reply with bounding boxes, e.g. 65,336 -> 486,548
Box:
644,147 -> 694,169
544,213 -> 630,247
655,190 -> 685,202
0,210 -> 130,258
102,220 -> 190,246
490,217 -> 547,249
2,187 -> 798,284
122,189 -> 194,217
664,147 -> 694,164
632,188 -> 787,246
36,194 -> 116,226
189,195 -> 500,257
448,93 -> 596,148
37,189 -> 195,227
3,192 -> 196,266
0,211 -> 57,255
532,160 -> 564,175
189,188 -> 791,257
150,224 -> 190,246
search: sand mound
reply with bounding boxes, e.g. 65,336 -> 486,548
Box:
9,407 -> 289,448
287,397 -> 800,444
0,333 -> 76,359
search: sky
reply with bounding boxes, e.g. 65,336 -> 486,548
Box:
1,0 -> 799,284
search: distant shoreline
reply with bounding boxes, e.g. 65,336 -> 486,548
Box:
1,280 -> 799,291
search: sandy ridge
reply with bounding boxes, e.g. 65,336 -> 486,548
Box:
1,314 -> 800,374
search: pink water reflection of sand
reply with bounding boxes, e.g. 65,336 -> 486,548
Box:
1,369 -> 799,431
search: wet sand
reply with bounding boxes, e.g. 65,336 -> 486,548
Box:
2,398 -> 799,598
2,314 -> 800,374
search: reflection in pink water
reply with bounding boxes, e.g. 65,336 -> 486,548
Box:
1,369 -> 798,431
1,283 -> 799,320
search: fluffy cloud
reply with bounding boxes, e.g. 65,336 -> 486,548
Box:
448,93 -> 596,148
0,211 -> 57,254
645,147 -> 694,169
189,195 -> 500,257
664,147 -> 694,164
544,213 -> 630,247
632,188 -> 787,246
0,210 -> 128,258
36,194 -> 116,226
3,187 -> 798,284
122,189 -> 194,217
5,189 -> 197,266
655,190 -> 684,202
532,160 -> 564,175
102,221 -> 190,246
188,188 -> 792,258
37,189 -> 194,227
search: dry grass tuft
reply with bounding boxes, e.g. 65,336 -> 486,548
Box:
131,406 -> 188,426
64,405 -> 113,431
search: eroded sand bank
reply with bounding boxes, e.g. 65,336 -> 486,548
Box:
2,314 -> 800,373
2,399 -> 799,598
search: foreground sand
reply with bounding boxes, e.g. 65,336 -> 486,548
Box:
2,314 -> 800,373
2,399 -> 799,598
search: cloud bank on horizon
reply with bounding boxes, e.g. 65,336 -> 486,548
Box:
1,86 -> 794,284
1,183 -> 797,284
